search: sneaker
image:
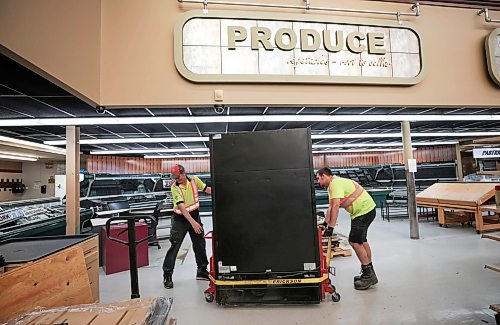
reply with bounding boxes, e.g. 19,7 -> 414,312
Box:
163,275 -> 173,289
196,269 -> 210,281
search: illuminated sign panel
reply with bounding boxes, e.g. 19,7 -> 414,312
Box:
175,10 -> 425,85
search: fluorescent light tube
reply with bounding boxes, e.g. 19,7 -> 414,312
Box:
312,141 -> 458,148
44,132 -> 500,146
90,148 -> 210,155
0,154 -> 38,161
45,136 -> 211,146
144,154 -> 210,159
0,135 -> 65,155
3,115 -> 500,127
312,148 -> 418,153
90,141 -> 456,155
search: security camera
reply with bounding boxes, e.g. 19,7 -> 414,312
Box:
213,104 -> 225,114
96,106 -> 106,115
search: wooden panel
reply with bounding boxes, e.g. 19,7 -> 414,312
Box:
84,250 -> 98,265
0,246 -> 93,323
79,236 -> 98,254
87,259 -> 100,303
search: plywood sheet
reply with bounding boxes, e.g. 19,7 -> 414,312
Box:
416,183 -> 498,206
0,246 -> 93,323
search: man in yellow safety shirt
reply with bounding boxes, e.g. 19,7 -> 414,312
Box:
316,167 -> 378,290
163,164 -> 211,289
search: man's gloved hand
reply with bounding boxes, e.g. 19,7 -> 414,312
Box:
320,221 -> 328,229
323,226 -> 334,237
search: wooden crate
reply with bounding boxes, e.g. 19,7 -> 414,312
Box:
0,236 -> 100,303
0,246 -> 93,323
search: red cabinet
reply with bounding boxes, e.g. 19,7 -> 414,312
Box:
102,222 -> 149,275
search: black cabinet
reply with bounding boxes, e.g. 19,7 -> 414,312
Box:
210,129 -> 321,304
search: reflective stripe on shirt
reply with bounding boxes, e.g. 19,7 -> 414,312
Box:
340,180 -> 365,209
173,178 -> 199,214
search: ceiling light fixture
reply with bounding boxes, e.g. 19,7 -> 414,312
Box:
45,136 -> 211,146
0,153 -> 38,161
3,114 -> 500,127
144,154 -> 211,159
315,132 -> 500,139
0,135 -> 66,155
312,148 -> 417,154
90,141 -> 456,155
90,148 -> 210,155
44,132 -> 500,146
313,141 -> 458,148
143,150 -> 409,158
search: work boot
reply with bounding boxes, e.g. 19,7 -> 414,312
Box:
354,263 -> 375,282
196,268 -> 210,281
354,265 -> 378,290
163,274 -> 173,289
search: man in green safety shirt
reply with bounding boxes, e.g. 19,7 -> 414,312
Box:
316,167 -> 378,290
163,164 -> 211,289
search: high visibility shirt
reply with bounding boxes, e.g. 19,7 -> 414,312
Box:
327,176 -> 376,219
171,176 -> 207,214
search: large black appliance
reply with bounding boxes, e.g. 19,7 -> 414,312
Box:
210,128 -> 321,304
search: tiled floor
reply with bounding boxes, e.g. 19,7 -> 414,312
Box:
99,209 -> 500,324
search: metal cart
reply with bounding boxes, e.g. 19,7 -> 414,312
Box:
203,228 -> 340,304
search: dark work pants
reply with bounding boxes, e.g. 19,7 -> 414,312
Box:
162,209 -> 208,277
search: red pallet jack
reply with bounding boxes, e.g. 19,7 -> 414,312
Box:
203,227 -> 340,304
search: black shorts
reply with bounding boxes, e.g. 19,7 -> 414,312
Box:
349,209 -> 376,244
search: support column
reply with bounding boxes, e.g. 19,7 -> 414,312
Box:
401,121 -> 419,239
455,144 -> 464,181
66,126 -> 80,235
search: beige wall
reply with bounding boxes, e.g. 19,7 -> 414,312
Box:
0,160 -> 59,202
0,0 -> 498,108
0,0 -> 101,105
0,161 -> 23,202
19,161 -> 66,200
100,0 -> 500,107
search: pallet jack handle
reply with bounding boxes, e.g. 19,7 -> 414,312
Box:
204,230 -> 213,239
105,215 -> 157,299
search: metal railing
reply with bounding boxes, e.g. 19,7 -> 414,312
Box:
477,8 -> 500,24
178,0 -> 421,24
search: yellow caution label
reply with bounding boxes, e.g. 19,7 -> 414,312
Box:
209,274 -> 327,286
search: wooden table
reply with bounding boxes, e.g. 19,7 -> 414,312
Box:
478,206 -> 500,233
482,232 -> 500,273
482,233 -> 500,324
416,183 -> 500,234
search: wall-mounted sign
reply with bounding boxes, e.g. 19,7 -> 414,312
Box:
174,10 -> 425,85
473,148 -> 500,159
485,28 -> 500,86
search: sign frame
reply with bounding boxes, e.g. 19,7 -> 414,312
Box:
485,28 -> 500,87
174,10 -> 426,85
473,148 -> 500,159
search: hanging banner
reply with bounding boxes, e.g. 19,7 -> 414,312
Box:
485,28 -> 500,86
174,10 -> 425,85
